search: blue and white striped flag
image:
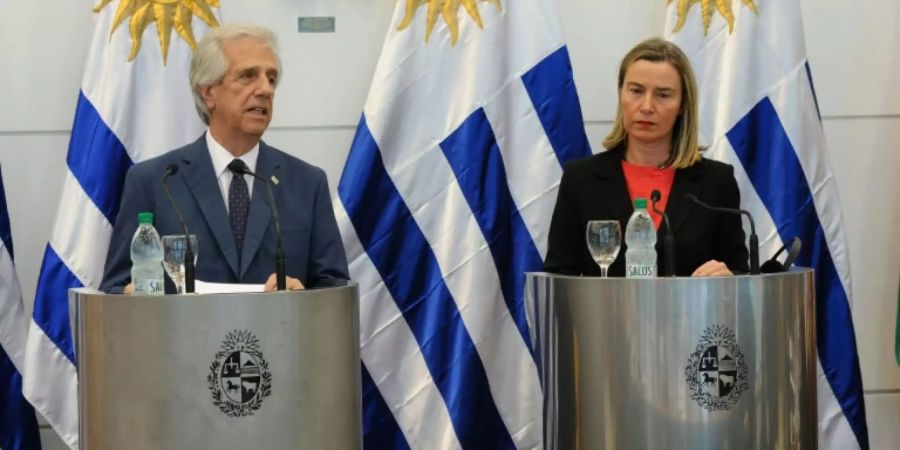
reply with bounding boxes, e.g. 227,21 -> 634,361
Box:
337,1 -> 590,448
665,0 -> 868,448
25,2 -> 215,448
0,166 -> 42,450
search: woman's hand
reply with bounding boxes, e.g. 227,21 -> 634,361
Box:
691,259 -> 733,277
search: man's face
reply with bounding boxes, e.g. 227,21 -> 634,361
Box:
203,38 -> 279,148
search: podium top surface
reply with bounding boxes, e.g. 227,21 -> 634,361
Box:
70,281 -> 359,301
527,268 -> 813,283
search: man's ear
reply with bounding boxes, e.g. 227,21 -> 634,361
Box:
199,85 -> 215,111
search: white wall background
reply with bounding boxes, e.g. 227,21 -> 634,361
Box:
0,1 -> 896,448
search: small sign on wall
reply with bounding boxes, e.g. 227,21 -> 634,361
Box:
298,17 -> 336,33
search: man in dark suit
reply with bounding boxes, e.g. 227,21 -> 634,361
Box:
100,23 -> 348,293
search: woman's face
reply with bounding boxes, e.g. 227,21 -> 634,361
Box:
619,60 -> 683,146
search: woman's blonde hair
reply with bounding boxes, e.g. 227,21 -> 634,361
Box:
602,38 -> 701,169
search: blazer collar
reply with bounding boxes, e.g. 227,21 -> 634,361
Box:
665,158 -> 705,237
591,144 -> 706,238
179,136 -> 241,277
591,145 -> 634,229
177,136 -> 283,280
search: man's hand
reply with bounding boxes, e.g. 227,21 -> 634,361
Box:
124,283 -> 134,294
264,273 -> 304,291
691,260 -> 733,277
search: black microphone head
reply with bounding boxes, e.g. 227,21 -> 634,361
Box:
163,164 -> 178,177
759,259 -> 784,273
651,189 -> 662,203
227,159 -> 250,175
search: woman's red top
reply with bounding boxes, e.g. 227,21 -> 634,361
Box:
621,159 -> 675,229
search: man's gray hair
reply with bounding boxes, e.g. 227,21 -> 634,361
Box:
189,23 -> 283,124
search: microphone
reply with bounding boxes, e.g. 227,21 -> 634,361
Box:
161,164 -> 195,293
684,193 -> 759,275
227,160 -> 286,290
760,237 -> 802,273
650,189 -> 677,277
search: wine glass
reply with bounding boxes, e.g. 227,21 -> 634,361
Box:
162,235 -> 198,294
585,220 -> 621,277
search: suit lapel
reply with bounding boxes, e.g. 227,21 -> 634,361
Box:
239,143 -> 278,278
595,146 -> 705,246
665,160 -> 705,237
180,136 -> 240,278
592,146 -> 633,227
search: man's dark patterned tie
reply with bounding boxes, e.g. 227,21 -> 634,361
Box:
227,159 -> 251,255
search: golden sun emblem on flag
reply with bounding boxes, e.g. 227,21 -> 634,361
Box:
92,0 -> 221,64
668,0 -> 758,35
398,0 -> 502,45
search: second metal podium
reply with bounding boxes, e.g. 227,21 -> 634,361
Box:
525,270 -> 817,449
71,285 -> 361,450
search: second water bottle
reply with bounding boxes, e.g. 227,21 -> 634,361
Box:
625,198 -> 657,278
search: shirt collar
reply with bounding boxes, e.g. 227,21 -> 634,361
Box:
206,130 -> 260,177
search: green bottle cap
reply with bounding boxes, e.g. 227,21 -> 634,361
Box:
137,212 -> 154,224
634,198 -> 648,209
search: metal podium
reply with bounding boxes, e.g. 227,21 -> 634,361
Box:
70,285 -> 361,450
525,270 -> 817,449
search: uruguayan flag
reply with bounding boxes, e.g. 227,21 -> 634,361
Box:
337,1 -> 590,448
665,1 -> 869,448
0,167 -> 42,450
26,2 -> 215,448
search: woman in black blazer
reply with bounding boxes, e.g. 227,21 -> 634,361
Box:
544,38 -> 749,277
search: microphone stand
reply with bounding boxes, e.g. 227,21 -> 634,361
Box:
161,166 -> 195,293
651,190 -> 676,277
229,161 -> 286,290
262,179 -> 286,291
686,194 -> 759,274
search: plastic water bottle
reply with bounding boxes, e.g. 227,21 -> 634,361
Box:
130,212 -> 164,295
625,198 -> 657,278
